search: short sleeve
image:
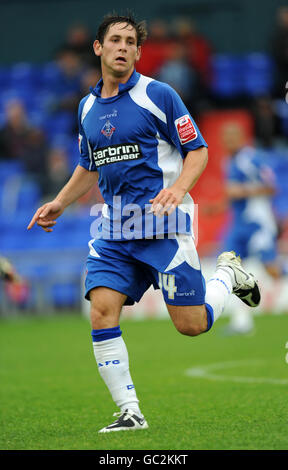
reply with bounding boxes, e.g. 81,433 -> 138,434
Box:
78,97 -> 97,172
147,81 -> 208,158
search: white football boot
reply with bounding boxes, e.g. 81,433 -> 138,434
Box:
216,251 -> 261,307
98,409 -> 149,433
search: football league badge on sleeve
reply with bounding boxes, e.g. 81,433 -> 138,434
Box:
175,114 -> 197,144
101,120 -> 116,139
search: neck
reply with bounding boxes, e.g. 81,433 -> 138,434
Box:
101,68 -> 134,98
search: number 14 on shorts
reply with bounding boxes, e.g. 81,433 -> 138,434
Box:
158,272 -> 177,300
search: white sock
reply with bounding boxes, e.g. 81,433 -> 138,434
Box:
92,335 -> 142,416
205,268 -> 234,322
229,300 -> 254,332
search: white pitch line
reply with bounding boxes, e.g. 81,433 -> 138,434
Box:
185,360 -> 288,385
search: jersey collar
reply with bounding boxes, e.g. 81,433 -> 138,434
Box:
90,69 -> 140,99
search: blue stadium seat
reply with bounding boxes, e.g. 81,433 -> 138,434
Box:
51,282 -> 80,307
243,53 -> 274,96
37,62 -> 62,91
43,111 -> 74,138
0,67 -> 11,88
0,177 -> 41,222
275,99 -> 288,137
0,160 -> 25,180
210,54 -> 244,97
9,63 -> 44,93
0,87 -> 37,116
17,180 -> 41,211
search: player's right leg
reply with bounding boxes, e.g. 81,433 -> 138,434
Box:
85,239 -> 150,433
89,287 -> 148,433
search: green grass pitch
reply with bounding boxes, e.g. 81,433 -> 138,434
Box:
1,312 -> 288,450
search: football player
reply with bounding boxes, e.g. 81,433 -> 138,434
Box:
28,14 -> 260,432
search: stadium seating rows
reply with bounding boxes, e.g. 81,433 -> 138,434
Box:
210,53 -> 275,97
0,160 -> 93,309
0,54 -> 277,107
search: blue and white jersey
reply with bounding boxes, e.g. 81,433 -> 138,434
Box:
226,146 -> 277,233
78,69 -> 207,240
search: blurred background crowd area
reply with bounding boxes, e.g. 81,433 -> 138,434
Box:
0,1 -> 288,313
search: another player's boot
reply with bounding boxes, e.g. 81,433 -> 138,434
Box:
98,409 -> 149,433
216,251 -> 261,307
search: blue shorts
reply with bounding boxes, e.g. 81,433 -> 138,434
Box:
223,222 -> 277,264
85,234 -> 206,306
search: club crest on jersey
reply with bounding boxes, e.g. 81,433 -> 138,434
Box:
174,114 -> 197,144
101,120 -> 116,139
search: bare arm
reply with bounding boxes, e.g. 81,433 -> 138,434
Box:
227,182 -> 276,200
150,146 -> 208,216
27,165 -> 99,231
54,164 -> 98,208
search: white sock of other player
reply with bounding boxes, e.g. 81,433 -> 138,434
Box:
205,267 -> 234,327
91,326 -> 142,417
229,300 -> 254,333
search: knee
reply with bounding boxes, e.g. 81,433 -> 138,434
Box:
90,304 -> 115,329
175,321 -> 206,337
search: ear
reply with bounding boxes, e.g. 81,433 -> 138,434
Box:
135,46 -> 141,62
93,40 -> 102,57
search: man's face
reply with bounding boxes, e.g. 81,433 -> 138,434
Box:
222,124 -> 245,155
94,22 -> 141,77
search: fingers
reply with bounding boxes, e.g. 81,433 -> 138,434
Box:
154,203 -> 176,217
149,190 -> 178,217
38,205 -> 52,220
37,220 -> 57,231
165,204 -> 176,215
27,206 -> 45,230
27,204 -> 57,232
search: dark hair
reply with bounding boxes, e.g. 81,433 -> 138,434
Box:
96,12 -> 147,46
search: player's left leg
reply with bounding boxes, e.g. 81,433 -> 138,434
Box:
133,234 -> 260,336
149,229 -> 259,335
165,303 -> 208,336
167,250 -> 260,336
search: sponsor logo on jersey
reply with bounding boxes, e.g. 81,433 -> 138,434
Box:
99,109 -> 118,120
93,143 -> 143,167
101,119 -> 116,139
174,114 -> 197,144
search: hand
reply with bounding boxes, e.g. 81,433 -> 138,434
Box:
27,200 -> 64,232
149,186 -> 185,217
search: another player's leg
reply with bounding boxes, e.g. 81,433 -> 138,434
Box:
224,300 -> 255,336
89,287 -> 148,433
